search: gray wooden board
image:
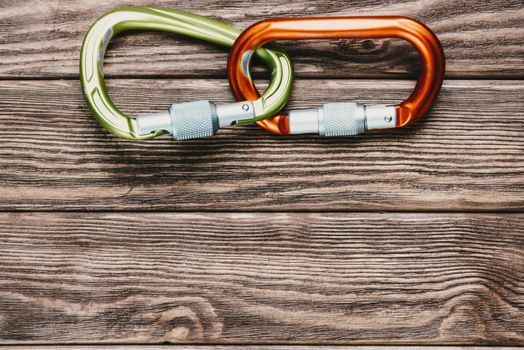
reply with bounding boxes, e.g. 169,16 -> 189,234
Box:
0,0 -> 523,346
0,79 -> 522,211
1,347 -> 522,350
0,0 -> 522,78
0,212 -> 522,344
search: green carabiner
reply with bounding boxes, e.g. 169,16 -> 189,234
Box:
80,6 -> 293,140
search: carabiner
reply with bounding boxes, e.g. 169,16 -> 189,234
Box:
80,6 -> 293,140
228,17 -> 445,136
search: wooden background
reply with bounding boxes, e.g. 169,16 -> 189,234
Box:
0,0 -> 523,347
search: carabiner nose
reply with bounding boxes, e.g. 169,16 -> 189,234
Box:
80,6 -> 293,140
228,17 -> 445,136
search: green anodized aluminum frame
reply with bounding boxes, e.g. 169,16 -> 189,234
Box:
80,6 -> 293,140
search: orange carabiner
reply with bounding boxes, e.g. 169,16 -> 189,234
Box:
228,17 -> 445,136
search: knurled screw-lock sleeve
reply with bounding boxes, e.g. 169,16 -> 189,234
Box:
287,103 -> 397,136
136,101 -> 218,140
135,100 -> 256,140
321,103 -> 366,136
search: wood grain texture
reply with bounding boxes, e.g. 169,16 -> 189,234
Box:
0,0 -> 522,347
0,212 -> 522,344
0,0 -> 522,79
3,347 -> 522,350
0,79 -> 522,211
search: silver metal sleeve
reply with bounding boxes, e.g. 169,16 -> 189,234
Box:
287,103 -> 365,136
135,100 -> 218,140
287,103 -> 397,136
320,102 -> 366,136
135,110 -> 172,135
215,101 -> 255,127
364,104 -> 397,130
169,100 -> 218,140
288,108 -> 320,134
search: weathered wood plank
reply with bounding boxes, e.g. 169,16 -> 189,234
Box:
0,0 -> 522,78
0,79 -> 522,211
0,213 -> 522,344
2,347 -> 522,350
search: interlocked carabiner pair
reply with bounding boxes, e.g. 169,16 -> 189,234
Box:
229,17 -> 445,136
80,7 -> 445,141
80,6 -> 292,140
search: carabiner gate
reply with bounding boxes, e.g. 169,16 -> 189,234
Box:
80,6 -> 293,140
228,17 -> 445,136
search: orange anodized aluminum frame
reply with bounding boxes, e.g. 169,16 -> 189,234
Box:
228,16 -> 445,135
